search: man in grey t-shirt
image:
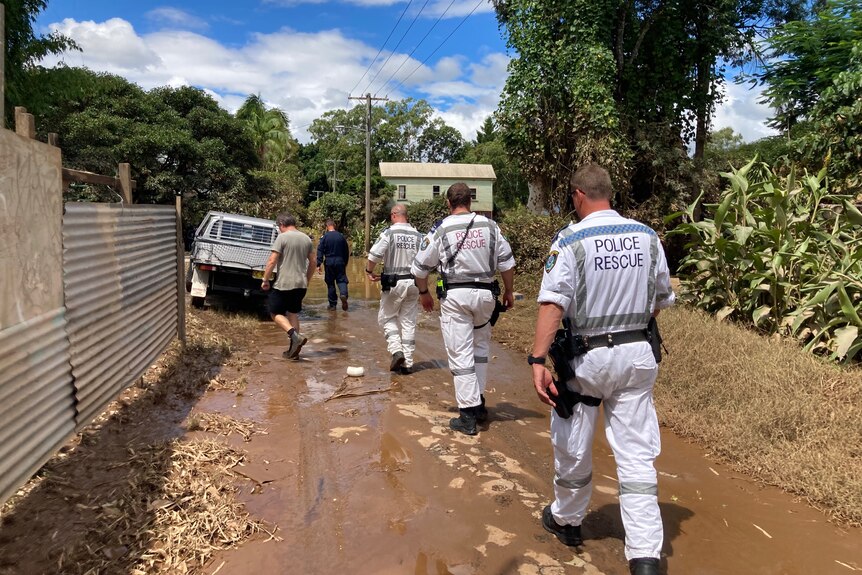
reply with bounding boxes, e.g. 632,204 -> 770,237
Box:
262,212 -> 315,359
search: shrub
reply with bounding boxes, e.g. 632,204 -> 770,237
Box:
405,196 -> 449,235
668,158 -> 862,362
498,207 -> 570,291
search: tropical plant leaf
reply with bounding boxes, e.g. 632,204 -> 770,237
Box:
753,305 -> 772,327
833,325 -> 859,359
716,306 -> 735,322
843,200 -> 862,226
837,284 -> 862,327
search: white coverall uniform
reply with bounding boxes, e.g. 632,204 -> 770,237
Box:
411,213 -> 515,409
538,209 -> 675,561
368,223 -> 424,368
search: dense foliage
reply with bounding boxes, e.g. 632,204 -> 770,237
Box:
757,0 -> 862,190
492,0 -> 813,214
669,159 -> 862,361
498,206 -> 571,292
2,0 -> 77,125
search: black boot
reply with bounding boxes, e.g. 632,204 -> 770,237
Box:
541,505 -> 583,546
475,394 -> 488,423
449,408 -> 477,436
629,558 -> 660,575
389,351 -> 405,372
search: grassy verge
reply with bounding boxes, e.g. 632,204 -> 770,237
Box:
494,278 -> 862,527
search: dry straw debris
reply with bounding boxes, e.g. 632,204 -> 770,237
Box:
188,412 -> 264,442
55,439 -> 276,575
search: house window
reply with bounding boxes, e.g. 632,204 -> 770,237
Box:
398,185 -> 406,200
470,187 -> 477,200
432,185 -> 440,197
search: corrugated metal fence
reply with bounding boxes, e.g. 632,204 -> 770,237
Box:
63,204 -> 179,428
1,203 -> 180,505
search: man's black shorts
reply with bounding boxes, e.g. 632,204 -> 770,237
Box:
268,288 -> 307,316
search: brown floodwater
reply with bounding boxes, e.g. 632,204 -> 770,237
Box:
199,259 -> 862,575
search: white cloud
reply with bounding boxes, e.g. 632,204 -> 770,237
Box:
712,81 -> 779,143
41,17 -> 506,144
48,18 -> 162,71
145,7 -> 209,30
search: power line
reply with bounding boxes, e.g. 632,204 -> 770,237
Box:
386,0 -> 485,99
374,0 -> 459,98
349,0 -> 414,96
360,0 -> 432,96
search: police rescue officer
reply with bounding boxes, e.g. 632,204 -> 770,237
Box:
528,164 -> 675,575
366,204 -> 424,374
412,182 -> 516,436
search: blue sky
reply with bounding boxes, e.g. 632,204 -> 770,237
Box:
35,0 -> 777,144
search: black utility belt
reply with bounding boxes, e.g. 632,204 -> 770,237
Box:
573,328 -> 649,353
380,273 -> 414,290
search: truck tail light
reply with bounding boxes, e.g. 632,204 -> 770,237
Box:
199,264 -> 216,271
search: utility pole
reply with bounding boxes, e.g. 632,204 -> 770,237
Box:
325,159 -> 345,194
348,92 -> 387,254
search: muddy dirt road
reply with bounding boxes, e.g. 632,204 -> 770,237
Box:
189,261 -> 861,575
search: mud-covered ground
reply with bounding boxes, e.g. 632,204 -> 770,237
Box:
2,260 -> 862,574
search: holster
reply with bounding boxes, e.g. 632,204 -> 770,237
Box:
489,299 -> 506,327
647,316 -> 664,363
380,273 -> 397,292
548,326 -> 601,419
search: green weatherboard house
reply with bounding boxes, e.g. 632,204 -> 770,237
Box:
379,162 -> 496,218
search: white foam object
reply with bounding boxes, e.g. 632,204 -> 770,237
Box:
346,366 -> 365,377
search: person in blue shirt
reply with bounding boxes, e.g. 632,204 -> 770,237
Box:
317,219 -> 350,310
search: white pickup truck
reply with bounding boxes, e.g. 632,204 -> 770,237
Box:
185,211 -> 278,308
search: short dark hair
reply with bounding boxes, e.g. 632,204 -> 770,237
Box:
446,182 -> 472,208
325,218 -> 336,228
571,163 -> 613,201
276,212 -> 296,227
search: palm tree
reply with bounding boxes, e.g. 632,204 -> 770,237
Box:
236,94 -> 295,170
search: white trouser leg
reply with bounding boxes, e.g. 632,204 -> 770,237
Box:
378,289 -> 403,356
440,289 -> 494,409
473,322 -> 491,395
603,360 -> 662,560
398,283 -> 419,367
550,402 -> 599,526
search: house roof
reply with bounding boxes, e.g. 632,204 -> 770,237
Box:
379,162 -> 496,180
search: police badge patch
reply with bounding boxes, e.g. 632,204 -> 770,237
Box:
421,236 -> 430,250
545,250 -> 559,273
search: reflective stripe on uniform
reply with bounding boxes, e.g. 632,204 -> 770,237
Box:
619,482 -> 658,496
450,367 -> 475,376
555,473 -> 592,489
474,356 -> 488,364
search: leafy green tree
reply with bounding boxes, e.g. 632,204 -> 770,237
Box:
2,0 -> 77,124
236,94 -> 298,170
492,0 -> 813,212
21,67 -> 268,228
475,116 -> 497,144
757,0 -> 862,188
463,138 -> 529,210
307,192 -> 360,231
494,0 -> 628,212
